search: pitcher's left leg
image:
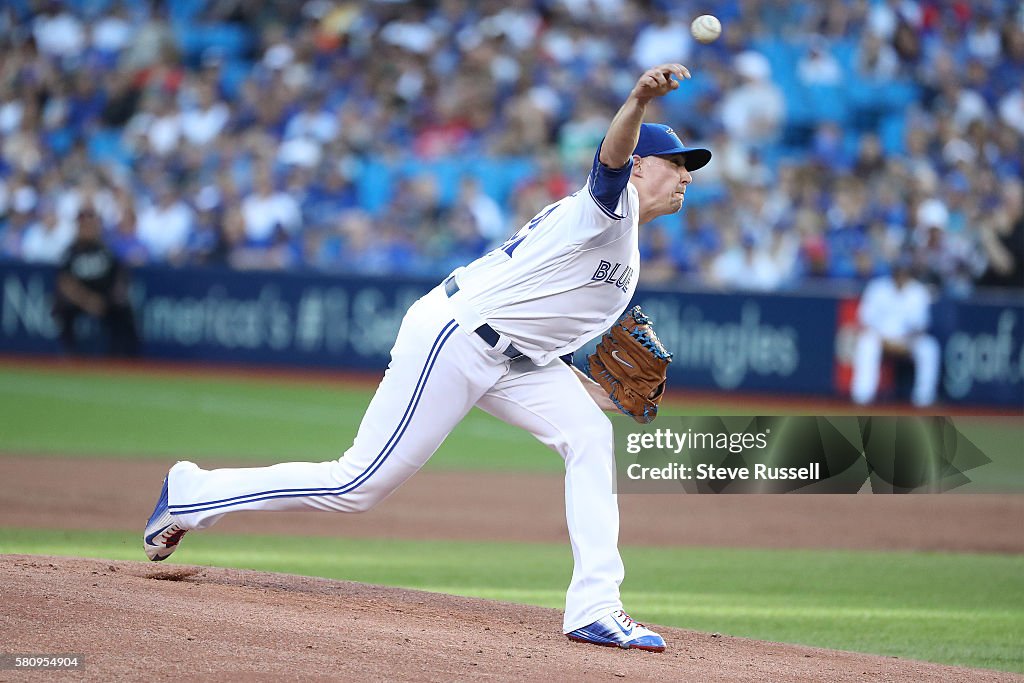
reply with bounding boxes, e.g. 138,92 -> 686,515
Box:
475,361 -> 624,633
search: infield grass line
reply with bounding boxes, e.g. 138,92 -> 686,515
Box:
2,366 -> 1022,486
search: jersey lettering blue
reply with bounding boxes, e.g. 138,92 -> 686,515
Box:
591,259 -> 634,292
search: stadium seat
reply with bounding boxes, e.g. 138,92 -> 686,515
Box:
805,85 -> 849,126
87,128 -> 130,166
168,0 -> 206,23
219,60 -> 253,99
879,114 -> 906,154
175,22 -> 252,62
63,0 -> 113,14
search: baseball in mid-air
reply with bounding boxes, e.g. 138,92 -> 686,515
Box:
691,14 -> 722,44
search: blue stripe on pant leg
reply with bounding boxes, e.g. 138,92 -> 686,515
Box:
327,325 -> 457,496
168,320 -> 459,514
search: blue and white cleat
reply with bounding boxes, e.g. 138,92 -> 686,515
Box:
143,471 -> 189,562
566,609 -> 666,652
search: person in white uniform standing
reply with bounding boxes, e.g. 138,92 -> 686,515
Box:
851,257 -> 940,407
144,63 -> 711,652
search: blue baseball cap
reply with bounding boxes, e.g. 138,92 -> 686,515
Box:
633,123 -> 712,171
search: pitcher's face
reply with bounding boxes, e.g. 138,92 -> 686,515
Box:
636,153 -> 692,218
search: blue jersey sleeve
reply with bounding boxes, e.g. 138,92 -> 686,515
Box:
588,141 -> 633,219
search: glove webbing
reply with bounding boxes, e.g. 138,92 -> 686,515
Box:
618,324 -> 673,361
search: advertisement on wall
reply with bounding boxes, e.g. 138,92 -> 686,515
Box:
608,292 -> 837,395
2,262 -> 1020,407
933,297 -> 1024,408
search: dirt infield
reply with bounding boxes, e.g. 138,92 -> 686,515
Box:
2,455 -> 1023,680
1,454 -> 1022,553
2,555 -> 1019,683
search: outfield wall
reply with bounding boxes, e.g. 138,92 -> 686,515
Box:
1,262 -> 1021,407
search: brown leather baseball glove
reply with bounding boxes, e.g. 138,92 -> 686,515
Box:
585,306 -> 673,423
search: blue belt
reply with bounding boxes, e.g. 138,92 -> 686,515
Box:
443,277 -> 525,360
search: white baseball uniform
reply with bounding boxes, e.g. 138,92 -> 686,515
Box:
851,275 -> 940,406
167,149 -> 641,632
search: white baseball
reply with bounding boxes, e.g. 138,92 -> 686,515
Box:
691,14 -> 722,44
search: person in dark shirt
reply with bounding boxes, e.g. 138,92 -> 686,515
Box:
52,207 -> 140,356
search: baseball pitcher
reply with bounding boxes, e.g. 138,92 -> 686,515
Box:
144,64 -> 711,652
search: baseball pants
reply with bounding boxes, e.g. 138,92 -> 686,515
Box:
851,329 -> 940,407
167,284 -> 623,632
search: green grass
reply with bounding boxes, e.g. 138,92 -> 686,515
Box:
1,527 -> 1022,673
2,366 -> 1021,486
0,366 -> 555,472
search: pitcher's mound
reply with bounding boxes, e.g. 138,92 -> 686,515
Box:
0,555 -> 1013,682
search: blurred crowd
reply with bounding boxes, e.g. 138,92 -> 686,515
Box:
0,0 -> 1022,296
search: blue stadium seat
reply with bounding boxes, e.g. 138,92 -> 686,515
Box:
831,38 -> 859,75
174,22 -> 252,62
62,0 -> 113,16
219,59 -> 253,99
881,82 -> 919,109
843,130 -> 862,160
751,38 -> 794,80
879,113 -> 906,154
168,0 -> 206,23
805,85 -> 849,125
87,128 -> 130,166
45,128 -> 75,156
